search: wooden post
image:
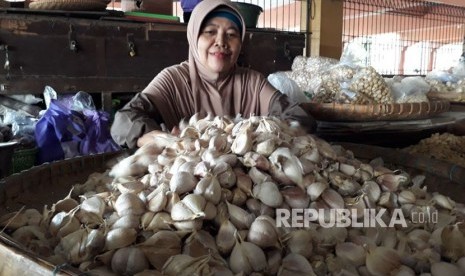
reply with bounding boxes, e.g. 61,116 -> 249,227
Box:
309,0 -> 343,59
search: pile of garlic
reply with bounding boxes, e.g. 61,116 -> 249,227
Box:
2,114 -> 465,276
404,133 -> 465,167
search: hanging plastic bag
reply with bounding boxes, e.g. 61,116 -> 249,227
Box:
35,99 -> 86,163
35,87 -> 120,163
80,109 -> 120,155
268,72 -> 309,103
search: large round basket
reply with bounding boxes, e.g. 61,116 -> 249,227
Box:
301,100 -> 450,121
28,0 -> 109,11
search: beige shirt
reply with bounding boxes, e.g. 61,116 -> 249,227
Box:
111,0 -> 315,148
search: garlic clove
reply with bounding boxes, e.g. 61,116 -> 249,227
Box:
366,246 -> 401,276
194,174 -> 222,205
431,262 -> 463,276
335,242 -> 366,267
105,228 -> 137,251
281,186 -> 310,209
247,215 -> 280,248
277,253 -> 316,276
169,171 -> 198,194
253,181 -> 283,208
216,220 -> 237,255
111,247 -> 149,276
229,240 -> 267,274
226,201 -> 255,230
306,181 -> 328,201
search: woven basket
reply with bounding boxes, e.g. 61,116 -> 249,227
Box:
301,100 -> 450,122
0,150 -> 127,275
28,0 -> 109,11
427,91 -> 465,103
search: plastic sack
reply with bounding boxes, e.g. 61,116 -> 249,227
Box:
35,99 -> 86,163
8,94 -> 43,105
425,70 -> 458,84
390,76 -> 430,103
268,72 -> 309,103
80,109 -> 121,155
339,42 -> 368,68
35,87 -> 121,163
452,58 -> 465,80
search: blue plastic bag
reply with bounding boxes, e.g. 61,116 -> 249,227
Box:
80,109 -> 120,155
35,99 -> 86,163
35,89 -> 121,164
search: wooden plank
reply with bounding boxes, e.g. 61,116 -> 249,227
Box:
0,12 -> 304,95
0,234 -> 78,275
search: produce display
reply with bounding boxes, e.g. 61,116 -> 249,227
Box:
426,78 -> 465,94
404,133 -> 465,168
1,115 -> 465,275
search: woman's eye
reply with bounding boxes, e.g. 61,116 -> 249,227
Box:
203,29 -> 216,35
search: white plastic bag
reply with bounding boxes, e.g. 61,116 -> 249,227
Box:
268,72 -> 309,103
390,76 -> 430,103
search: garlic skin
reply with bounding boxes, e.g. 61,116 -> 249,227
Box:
139,230 -> 182,271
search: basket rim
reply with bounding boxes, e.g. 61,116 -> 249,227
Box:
301,100 -> 450,122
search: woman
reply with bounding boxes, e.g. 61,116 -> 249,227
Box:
111,0 -> 316,149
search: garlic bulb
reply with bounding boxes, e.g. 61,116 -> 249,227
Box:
105,228 -> 137,251
247,215 -> 281,248
194,174 -> 222,205
229,238 -> 267,274
111,247 -> 149,275
114,193 -> 145,217
335,242 -> 366,267
253,181 -> 283,208
366,246 -> 401,276
169,171 -> 198,194
140,230 -> 182,270
277,253 -> 316,276
226,201 -> 255,230
216,220 -> 237,255
283,229 -> 313,259
431,262 -> 463,276
183,230 -> 218,257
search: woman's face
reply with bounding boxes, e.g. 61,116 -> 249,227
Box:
197,16 -> 242,75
